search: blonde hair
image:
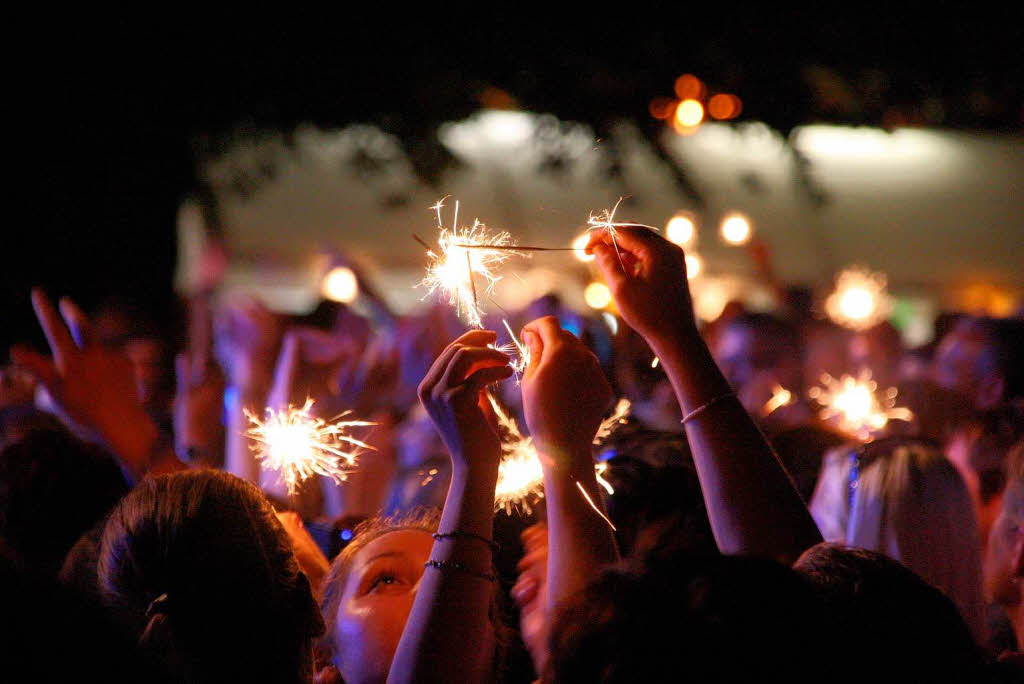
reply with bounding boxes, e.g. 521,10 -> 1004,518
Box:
810,440 -> 986,643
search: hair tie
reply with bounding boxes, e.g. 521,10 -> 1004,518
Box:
145,593 -> 170,619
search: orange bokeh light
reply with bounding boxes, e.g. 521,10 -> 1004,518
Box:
649,96 -> 676,120
674,74 -> 706,101
707,93 -> 743,120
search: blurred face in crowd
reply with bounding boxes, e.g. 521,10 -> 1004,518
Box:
932,322 -> 1003,410
332,529 -> 433,684
985,479 -> 1024,610
714,324 -> 801,395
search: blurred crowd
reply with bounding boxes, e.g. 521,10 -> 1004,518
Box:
2,224 -> 1023,683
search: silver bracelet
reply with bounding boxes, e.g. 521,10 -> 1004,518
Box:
681,392 -> 737,424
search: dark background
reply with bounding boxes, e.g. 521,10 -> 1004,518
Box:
8,4 -> 1022,349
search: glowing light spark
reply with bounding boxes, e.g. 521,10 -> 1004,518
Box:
488,393 -> 545,515
575,481 -> 617,531
651,356 -> 660,368
245,398 -> 374,495
762,385 -> 794,416
418,197 -> 517,328
808,372 -> 913,441
824,266 -> 892,331
587,198 -> 658,272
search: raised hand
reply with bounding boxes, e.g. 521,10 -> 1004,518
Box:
11,289 -> 179,479
520,316 -> 612,463
213,295 -> 281,391
586,226 -> 696,343
417,330 -> 511,471
512,522 -> 551,673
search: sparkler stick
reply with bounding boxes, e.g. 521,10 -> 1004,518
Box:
245,398 -> 375,495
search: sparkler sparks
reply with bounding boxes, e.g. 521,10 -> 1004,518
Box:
824,266 -> 892,331
808,372 -> 913,441
418,197 -> 518,328
487,394 -> 631,514
244,398 -> 374,495
587,198 -> 659,271
488,392 -> 546,515
495,319 -> 530,382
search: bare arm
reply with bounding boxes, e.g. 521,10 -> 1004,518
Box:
388,330 -> 512,684
587,229 -> 821,563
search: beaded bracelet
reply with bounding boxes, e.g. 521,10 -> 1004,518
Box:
424,559 -> 497,582
681,392 -> 737,424
432,531 -> 500,553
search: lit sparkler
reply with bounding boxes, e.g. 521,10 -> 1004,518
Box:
417,197 -> 518,328
488,394 -> 631,514
824,266 -> 892,331
488,392 -> 546,515
494,319 -> 531,382
245,398 -> 374,495
587,197 -> 659,271
808,371 -> 913,441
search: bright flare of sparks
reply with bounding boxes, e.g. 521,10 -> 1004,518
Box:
488,394 -> 630,515
762,385 -> 794,416
824,266 -> 892,331
245,398 -> 374,495
808,372 -> 913,441
488,393 -> 546,515
419,197 -> 518,328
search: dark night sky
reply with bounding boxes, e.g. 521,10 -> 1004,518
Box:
7,4 -> 1021,348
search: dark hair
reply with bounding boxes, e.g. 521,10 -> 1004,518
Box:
99,469 -> 323,682
545,552 -> 832,683
0,422 -> 128,575
726,312 -> 802,358
794,543 -> 986,681
958,316 -> 1024,401
601,454 -> 716,558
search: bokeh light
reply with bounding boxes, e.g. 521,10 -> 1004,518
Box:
321,266 -> 359,303
674,74 -> 706,101
666,213 -> 696,246
573,233 -> 595,262
648,96 -> 676,120
707,93 -> 743,120
684,254 -> 702,279
675,99 -> 705,128
584,281 -> 612,309
720,213 -> 752,245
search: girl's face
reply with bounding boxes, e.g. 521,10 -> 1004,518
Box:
333,529 -> 433,684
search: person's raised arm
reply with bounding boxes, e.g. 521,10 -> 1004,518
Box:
11,289 -> 184,482
520,316 -> 619,637
388,330 -> 512,684
587,228 -> 821,563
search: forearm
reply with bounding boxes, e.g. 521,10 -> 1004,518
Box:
648,325 -> 822,562
388,460 -> 498,684
542,446 -> 619,616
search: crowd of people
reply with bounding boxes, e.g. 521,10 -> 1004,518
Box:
2,222 -> 1023,682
